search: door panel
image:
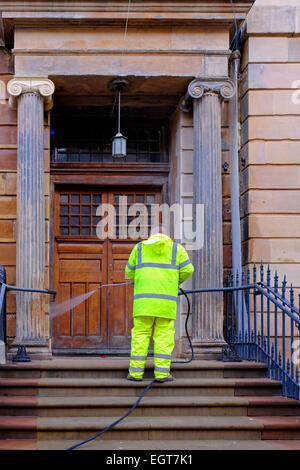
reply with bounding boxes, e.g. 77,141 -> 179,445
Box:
52,187 -> 161,353
53,188 -> 108,351
53,242 -> 107,349
107,241 -> 135,348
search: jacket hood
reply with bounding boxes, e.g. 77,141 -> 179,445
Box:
142,233 -> 171,255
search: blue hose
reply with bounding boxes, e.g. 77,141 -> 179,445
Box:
66,379 -> 157,451
65,283 -> 193,450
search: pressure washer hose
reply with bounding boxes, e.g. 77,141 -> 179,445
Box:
173,287 -> 194,364
66,283 -> 193,451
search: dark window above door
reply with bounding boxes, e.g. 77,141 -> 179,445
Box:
59,191 -> 102,237
57,189 -> 160,239
50,107 -> 169,164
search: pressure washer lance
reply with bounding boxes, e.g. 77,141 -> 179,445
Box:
66,282 -> 193,451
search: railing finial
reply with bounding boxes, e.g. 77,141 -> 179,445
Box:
260,261 -> 264,282
290,284 -> 294,306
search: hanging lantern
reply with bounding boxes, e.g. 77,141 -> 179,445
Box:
108,78 -> 131,159
111,89 -> 127,158
112,131 -> 127,159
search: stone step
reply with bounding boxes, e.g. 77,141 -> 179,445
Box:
38,439 -> 300,451
0,359 -> 268,379
0,377 -> 283,397
1,415 -> 300,440
0,439 -> 37,450
1,438 -> 300,451
0,439 -> 300,452
0,395 -> 298,417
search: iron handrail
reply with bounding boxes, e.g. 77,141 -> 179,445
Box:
1,265 -> 299,401
0,280 -> 56,352
180,283 -> 300,326
227,265 -> 299,401
0,283 -> 56,295
258,280 -> 300,316
180,265 -> 300,401
254,283 -> 300,326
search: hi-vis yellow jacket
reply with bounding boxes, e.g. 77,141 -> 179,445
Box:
125,233 -> 194,320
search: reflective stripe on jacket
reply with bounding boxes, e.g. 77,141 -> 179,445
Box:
125,233 -> 194,319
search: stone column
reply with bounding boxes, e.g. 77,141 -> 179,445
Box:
181,77 -> 235,358
7,77 -> 54,360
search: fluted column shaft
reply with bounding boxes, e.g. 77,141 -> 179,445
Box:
182,77 -> 235,357
16,92 -> 45,347
193,91 -> 224,344
7,77 -> 54,359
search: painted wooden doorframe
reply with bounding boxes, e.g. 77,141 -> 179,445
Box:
50,175 -> 168,355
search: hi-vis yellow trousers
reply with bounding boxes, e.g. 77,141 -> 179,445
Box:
129,315 -> 175,379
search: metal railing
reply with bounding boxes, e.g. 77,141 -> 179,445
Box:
224,263 -> 300,401
182,263 -> 300,401
1,262 -> 299,400
0,264 -> 56,362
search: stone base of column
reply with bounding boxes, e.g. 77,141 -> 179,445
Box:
7,339 -> 52,361
178,337 -> 226,360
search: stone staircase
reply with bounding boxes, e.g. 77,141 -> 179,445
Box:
0,358 -> 300,450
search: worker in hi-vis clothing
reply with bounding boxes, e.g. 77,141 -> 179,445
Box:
125,225 -> 194,383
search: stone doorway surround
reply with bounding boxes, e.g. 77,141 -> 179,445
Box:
2,0 -> 253,358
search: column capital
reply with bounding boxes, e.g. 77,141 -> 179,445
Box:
7,76 -> 55,110
179,76 -> 235,112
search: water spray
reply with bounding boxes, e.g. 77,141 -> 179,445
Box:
65,281 -> 194,450
50,282 -> 134,318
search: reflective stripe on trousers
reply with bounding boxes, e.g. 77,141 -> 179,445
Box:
129,316 -> 175,379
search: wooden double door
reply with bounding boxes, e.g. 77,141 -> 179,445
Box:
52,187 -> 161,353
